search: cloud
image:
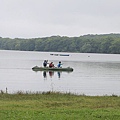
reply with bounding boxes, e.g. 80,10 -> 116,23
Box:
0,0 -> 120,38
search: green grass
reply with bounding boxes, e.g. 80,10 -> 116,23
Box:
0,91 -> 120,120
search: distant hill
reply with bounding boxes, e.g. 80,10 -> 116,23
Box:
0,33 -> 120,54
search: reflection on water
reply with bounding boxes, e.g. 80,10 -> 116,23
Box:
57,72 -> 61,78
41,70 -> 71,79
32,69 -> 66,79
42,71 -> 62,79
49,71 -> 54,78
43,71 -> 47,78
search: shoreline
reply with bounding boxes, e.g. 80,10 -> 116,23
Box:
0,90 -> 119,97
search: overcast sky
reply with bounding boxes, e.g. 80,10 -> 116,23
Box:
0,0 -> 120,38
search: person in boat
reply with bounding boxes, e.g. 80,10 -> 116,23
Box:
49,62 -> 54,68
57,61 -> 62,68
43,60 -> 48,67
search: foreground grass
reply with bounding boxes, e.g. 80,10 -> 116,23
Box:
0,92 -> 120,120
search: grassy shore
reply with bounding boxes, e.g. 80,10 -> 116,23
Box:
0,91 -> 120,120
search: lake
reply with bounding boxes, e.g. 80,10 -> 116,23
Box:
0,50 -> 120,96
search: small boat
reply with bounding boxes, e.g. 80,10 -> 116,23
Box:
50,54 -> 69,56
60,54 -> 69,56
32,66 -> 73,72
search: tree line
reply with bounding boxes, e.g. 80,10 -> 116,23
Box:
0,34 -> 120,54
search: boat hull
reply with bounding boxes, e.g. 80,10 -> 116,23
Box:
32,66 -> 73,72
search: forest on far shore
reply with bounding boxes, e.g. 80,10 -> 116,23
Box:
0,33 -> 120,54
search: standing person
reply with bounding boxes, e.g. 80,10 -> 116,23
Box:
43,60 -> 48,67
57,61 -> 62,68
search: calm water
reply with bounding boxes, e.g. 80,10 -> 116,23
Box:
0,50 -> 120,96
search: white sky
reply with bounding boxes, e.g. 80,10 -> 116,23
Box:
0,0 -> 120,38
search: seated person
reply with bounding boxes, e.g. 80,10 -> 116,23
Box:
57,61 -> 62,68
43,60 -> 48,67
49,62 -> 54,68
